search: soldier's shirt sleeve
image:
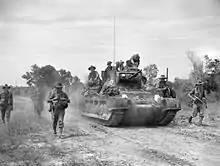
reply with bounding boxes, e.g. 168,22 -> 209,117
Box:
47,91 -> 55,102
63,92 -> 70,103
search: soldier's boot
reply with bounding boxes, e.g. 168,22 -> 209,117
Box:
198,116 -> 204,126
188,116 -> 193,124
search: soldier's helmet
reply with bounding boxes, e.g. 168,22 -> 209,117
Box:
195,80 -> 203,86
55,83 -> 63,89
88,65 -> 96,71
107,61 -> 112,65
158,75 -> 167,80
2,84 -> 10,89
133,53 -> 140,59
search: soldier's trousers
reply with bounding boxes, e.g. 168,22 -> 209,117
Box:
192,103 -> 205,119
51,108 -> 65,131
1,107 -> 11,123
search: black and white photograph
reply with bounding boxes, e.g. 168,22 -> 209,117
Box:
0,0 -> 220,165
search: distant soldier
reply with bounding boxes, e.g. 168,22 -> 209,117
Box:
104,61 -> 113,81
47,83 -> 70,137
88,65 -> 101,87
119,60 -> 125,70
188,80 -> 207,125
0,84 -> 13,124
130,53 -> 140,67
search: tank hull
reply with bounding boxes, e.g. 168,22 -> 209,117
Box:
80,92 -> 181,127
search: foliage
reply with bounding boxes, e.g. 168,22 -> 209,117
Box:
143,64 -> 159,85
22,64 -> 74,88
173,52 -> 220,103
203,55 -> 220,99
57,69 -> 73,86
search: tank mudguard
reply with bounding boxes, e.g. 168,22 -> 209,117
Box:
155,97 -> 181,113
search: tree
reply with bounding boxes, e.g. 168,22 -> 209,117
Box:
58,69 -> 73,86
22,64 -> 59,88
203,55 -> 220,98
143,64 -> 159,85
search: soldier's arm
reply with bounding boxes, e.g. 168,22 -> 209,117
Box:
88,73 -> 92,80
95,71 -> 100,79
63,93 -> 70,103
188,89 -> 195,100
47,92 -> 55,103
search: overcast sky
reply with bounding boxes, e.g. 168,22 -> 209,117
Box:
1,0 -> 220,86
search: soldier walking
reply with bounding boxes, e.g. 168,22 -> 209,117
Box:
47,83 -> 70,138
188,80 -> 207,125
0,84 -> 13,124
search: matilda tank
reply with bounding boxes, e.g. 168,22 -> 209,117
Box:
80,67 -> 181,127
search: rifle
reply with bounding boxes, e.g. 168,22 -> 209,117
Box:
49,97 -> 69,109
193,96 -> 208,108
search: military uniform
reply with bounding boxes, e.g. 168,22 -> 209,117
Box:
47,83 -> 70,137
156,75 -> 170,97
105,61 -> 113,72
104,61 -> 113,81
188,80 -> 206,125
88,65 -> 101,87
130,54 -> 140,67
0,84 -> 13,124
119,60 -> 125,70
48,87 -> 56,112
124,60 -> 133,70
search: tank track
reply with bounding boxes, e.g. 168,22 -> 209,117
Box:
157,110 -> 177,126
81,110 -> 125,127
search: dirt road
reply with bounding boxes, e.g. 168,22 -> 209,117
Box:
0,96 -> 220,166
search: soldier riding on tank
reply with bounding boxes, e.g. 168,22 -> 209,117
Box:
88,65 -> 102,89
156,75 -> 176,98
104,61 -> 113,82
130,53 -> 140,68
